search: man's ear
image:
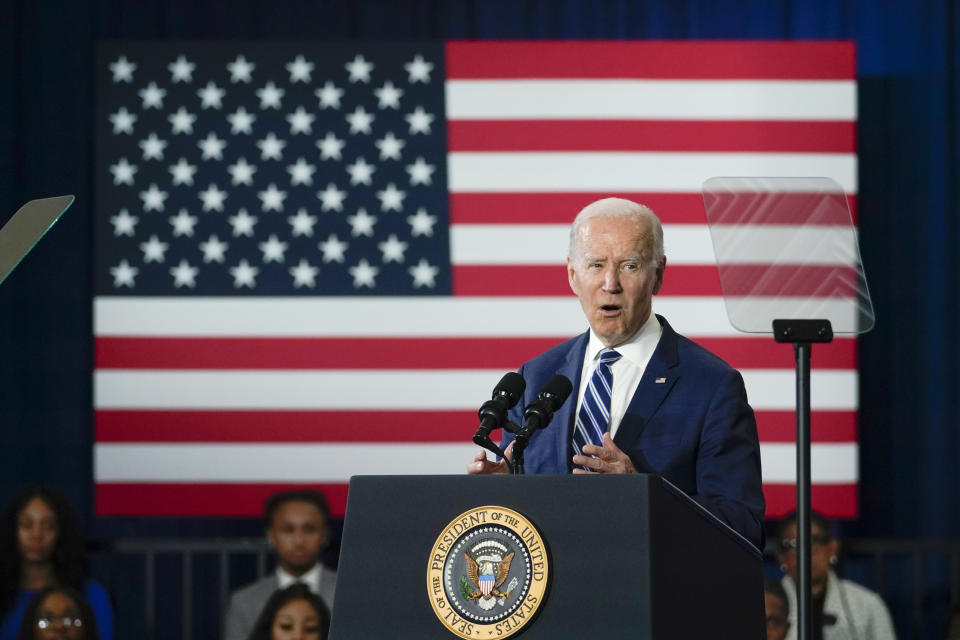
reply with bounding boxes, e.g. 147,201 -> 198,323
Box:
319,520 -> 330,548
567,257 -> 579,296
652,256 -> 666,295
828,539 -> 840,561
266,526 -> 276,549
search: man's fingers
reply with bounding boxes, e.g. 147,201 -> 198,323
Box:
468,449 -> 490,474
572,453 -> 602,471
582,443 -> 612,460
602,432 -> 620,450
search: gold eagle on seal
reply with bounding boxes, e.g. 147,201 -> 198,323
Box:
465,548 -> 515,611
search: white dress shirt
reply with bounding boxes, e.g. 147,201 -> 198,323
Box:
276,562 -> 324,594
574,312 -> 662,439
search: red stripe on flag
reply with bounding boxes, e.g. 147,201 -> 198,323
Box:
452,266 -> 572,296
448,120 -> 856,153
763,483 -> 858,518
97,483 -> 350,517
95,409 -> 856,443
449,193 -> 858,225
96,481 -> 858,518
756,411 -> 857,443
95,337 -> 563,370
691,338 -> 856,370
94,335 -> 856,370
452,265 -> 862,298
445,41 -> 855,80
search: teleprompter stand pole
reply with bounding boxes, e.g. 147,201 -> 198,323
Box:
773,319 -> 833,640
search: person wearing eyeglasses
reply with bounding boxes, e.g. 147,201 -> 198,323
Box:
776,510 -> 896,640
0,488 -> 113,640
15,586 -> 99,640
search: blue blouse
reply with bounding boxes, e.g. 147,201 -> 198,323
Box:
0,579 -> 113,640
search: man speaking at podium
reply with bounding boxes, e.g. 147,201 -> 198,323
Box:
467,197 -> 765,549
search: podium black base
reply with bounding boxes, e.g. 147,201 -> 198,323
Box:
330,474 -> 763,639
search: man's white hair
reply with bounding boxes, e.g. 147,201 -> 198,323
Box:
568,197 -> 665,265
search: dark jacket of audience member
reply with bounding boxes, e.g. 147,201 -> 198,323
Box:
0,487 -> 113,640
246,584 -> 329,640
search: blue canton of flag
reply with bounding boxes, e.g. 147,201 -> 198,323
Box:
95,43 -> 450,295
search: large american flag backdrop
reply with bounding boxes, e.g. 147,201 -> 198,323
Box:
94,41 -> 858,518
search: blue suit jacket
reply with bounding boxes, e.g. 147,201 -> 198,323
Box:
501,315 -> 765,549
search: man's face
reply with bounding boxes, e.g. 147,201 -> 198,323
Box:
268,500 -> 328,576
568,215 -> 665,347
764,591 -> 789,640
777,521 -> 838,585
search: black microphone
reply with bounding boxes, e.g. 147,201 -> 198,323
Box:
473,372 -> 526,446
519,374 -> 573,435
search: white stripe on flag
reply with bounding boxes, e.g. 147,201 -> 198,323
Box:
93,369 -> 856,410
445,80 -> 857,120
95,443 -> 475,480
761,443 -> 859,483
709,226 -> 861,264
96,296 -> 778,337
447,152 -> 857,193
450,224 -> 861,266
93,442 -> 857,482
743,369 -> 857,411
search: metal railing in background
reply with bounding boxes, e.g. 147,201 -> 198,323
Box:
91,537 -> 960,640
97,538 -> 272,640
843,538 -> 960,638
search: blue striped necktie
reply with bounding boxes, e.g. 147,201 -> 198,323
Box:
573,348 -> 622,467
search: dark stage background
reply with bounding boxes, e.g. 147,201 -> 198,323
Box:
1,0 -> 958,637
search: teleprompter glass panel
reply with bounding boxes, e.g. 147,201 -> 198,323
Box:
0,195 -> 74,287
701,178 -> 873,335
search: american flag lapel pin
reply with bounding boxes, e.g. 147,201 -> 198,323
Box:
655,377 -> 667,384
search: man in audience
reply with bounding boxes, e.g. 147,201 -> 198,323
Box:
224,490 -> 336,640
765,576 -> 790,640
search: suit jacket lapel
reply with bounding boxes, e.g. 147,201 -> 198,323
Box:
613,315 -> 681,452
550,331 -> 589,472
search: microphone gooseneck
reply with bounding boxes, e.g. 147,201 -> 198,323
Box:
473,372 -> 526,446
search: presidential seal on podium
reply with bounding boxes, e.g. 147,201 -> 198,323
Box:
427,506 -> 550,638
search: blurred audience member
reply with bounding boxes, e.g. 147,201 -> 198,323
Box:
0,488 -> 113,640
945,602 -> 960,640
765,576 -> 790,640
225,491 -> 336,640
776,510 -> 896,640
246,583 -> 329,640
16,586 -> 100,640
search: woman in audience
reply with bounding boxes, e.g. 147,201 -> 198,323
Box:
247,583 -> 330,640
776,510 -> 896,640
15,586 -> 99,640
0,487 -> 112,640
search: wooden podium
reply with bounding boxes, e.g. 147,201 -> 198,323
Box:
329,474 -> 763,639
